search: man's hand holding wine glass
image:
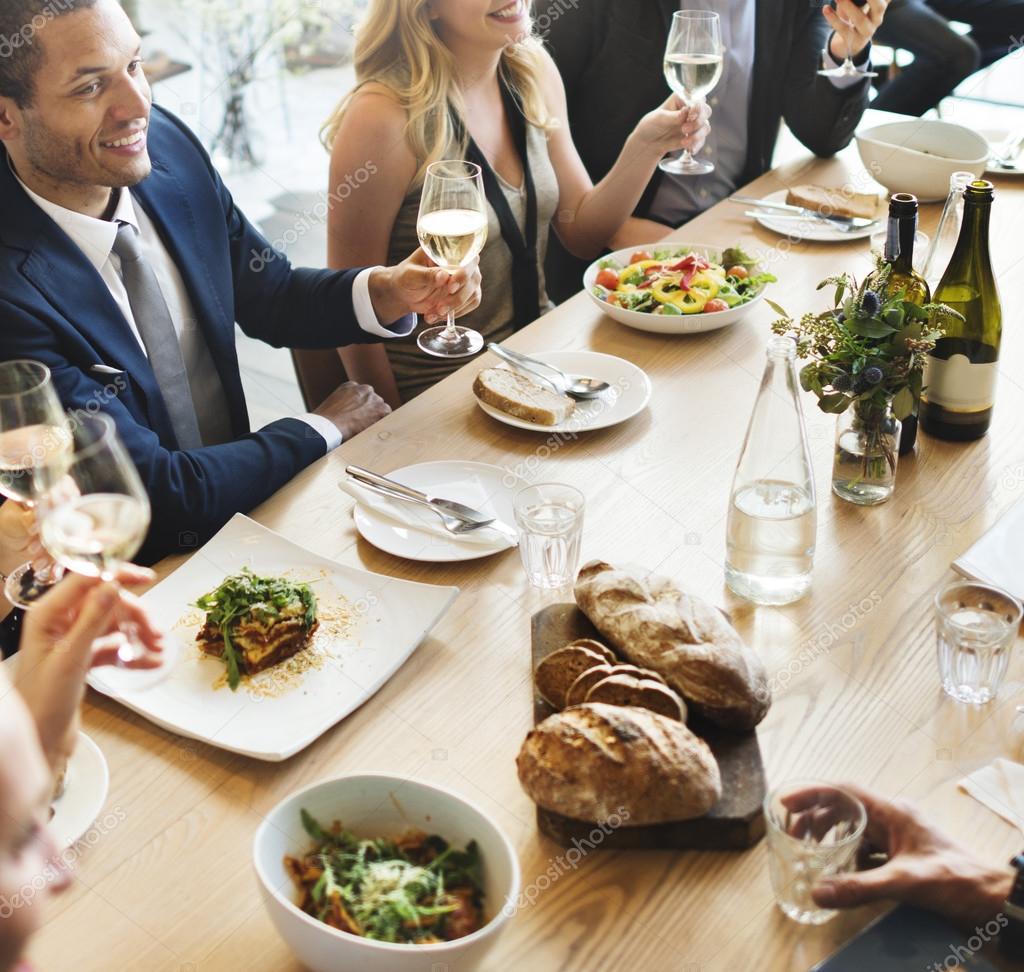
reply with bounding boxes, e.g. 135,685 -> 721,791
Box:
823,0 -> 888,69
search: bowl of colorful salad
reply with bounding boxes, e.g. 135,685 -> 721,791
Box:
254,774 -> 521,972
584,243 -> 776,334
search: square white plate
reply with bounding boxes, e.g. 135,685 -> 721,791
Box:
87,514 -> 458,761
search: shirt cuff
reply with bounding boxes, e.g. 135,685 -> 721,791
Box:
295,412 -> 344,452
352,267 -> 417,339
822,40 -> 872,90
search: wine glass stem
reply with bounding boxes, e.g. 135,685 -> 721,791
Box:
679,148 -> 694,165
441,307 -> 458,340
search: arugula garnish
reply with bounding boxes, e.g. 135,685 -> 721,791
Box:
194,568 -> 317,690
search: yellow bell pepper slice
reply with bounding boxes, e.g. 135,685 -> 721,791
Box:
651,276 -> 709,314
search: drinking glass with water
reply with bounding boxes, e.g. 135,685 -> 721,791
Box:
935,581 -> 1021,704
513,483 -> 584,589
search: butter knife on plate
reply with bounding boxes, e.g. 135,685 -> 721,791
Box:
731,195 -> 879,229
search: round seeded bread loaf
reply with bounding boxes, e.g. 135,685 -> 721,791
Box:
516,703 -> 721,825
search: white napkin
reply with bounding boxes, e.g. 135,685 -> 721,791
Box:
958,758 -> 1024,833
340,479 -> 517,549
954,498 -> 1024,602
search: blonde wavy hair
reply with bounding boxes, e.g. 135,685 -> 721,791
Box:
321,0 -> 554,184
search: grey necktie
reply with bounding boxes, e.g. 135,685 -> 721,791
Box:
112,221 -> 204,450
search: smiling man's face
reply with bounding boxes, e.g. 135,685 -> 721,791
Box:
0,0 -> 152,214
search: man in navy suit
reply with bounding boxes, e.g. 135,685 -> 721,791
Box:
0,0 -> 482,563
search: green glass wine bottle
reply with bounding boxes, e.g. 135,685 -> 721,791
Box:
920,180 -> 1001,441
865,192 -> 930,454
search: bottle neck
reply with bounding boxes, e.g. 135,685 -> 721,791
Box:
949,197 -> 992,270
885,212 -> 918,274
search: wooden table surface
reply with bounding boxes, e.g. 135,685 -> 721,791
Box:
31,132 -> 1024,972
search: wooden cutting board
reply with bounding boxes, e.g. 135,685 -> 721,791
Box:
530,603 -> 766,850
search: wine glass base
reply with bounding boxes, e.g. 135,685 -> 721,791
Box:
817,66 -> 877,79
416,325 -> 485,359
3,562 -> 63,611
659,156 -> 715,176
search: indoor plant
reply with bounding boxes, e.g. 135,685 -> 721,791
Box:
769,266 -> 958,505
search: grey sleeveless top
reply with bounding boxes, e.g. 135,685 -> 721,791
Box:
385,121 -> 559,402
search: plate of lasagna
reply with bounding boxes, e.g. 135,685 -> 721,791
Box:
86,514 -> 459,761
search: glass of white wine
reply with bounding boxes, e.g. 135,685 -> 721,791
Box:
0,360 -> 73,610
818,0 -> 877,80
38,413 -> 168,680
415,159 -> 488,358
661,10 -> 723,177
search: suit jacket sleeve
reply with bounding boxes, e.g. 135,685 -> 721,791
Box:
0,298 -> 326,565
157,108 -> 382,350
781,10 -> 870,159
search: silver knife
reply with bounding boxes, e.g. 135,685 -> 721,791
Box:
731,195 -> 879,228
345,465 -> 518,539
743,211 -> 865,234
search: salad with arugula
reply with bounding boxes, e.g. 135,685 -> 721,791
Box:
591,245 -> 776,316
285,809 -> 485,944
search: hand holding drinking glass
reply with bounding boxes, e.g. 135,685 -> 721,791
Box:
37,413 -> 170,683
415,160 -> 489,358
820,0 -> 884,80
0,360 -> 73,610
660,10 -> 723,176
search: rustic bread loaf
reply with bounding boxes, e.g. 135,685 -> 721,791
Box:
574,561 -> 770,730
785,184 -> 881,220
473,368 -> 575,426
516,703 -> 721,824
585,674 -> 687,721
534,644 -> 608,709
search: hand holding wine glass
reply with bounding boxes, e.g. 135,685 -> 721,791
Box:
0,360 -> 73,610
660,10 -> 723,176
37,413 -> 171,685
415,160 -> 489,358
820,0 -> 885,80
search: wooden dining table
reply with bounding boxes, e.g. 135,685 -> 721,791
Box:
31,114 -> 1024,972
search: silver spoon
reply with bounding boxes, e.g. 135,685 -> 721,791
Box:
487,343 -> 610,399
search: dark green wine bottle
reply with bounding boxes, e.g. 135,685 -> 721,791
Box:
920,180 -> 1001,441
866,193 -> 930,454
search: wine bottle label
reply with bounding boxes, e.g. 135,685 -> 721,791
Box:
923,353 -> 998,411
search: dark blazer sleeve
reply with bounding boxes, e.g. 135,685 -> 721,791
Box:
780,9 -> 871,159
0,297 -> 326,565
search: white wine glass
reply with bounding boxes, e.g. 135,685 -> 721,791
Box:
819,0 -> 877,80
415,159 -> 488,358
38,413 -> 171,685
661,10 -> 723,177
0,360 -> 72,610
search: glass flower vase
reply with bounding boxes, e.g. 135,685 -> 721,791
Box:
832,398 -> 901,506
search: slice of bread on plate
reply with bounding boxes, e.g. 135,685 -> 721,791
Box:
785,184 -> 882,220
473,367 -> 575,426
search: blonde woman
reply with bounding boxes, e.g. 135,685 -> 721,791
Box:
320,0 -> 710,406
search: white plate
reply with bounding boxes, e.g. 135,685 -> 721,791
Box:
583,243 -> 770,334
981,127 -> 1024,176
86,514 -> 458,761
474,350 -> 651,433
353,460 -> 521,563
751,189 -> 879,242
51,732 -> 109,848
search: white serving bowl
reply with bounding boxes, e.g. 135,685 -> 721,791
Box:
856,120 -> 988,202
254,774 -> 521,972
583,243 -> 769,335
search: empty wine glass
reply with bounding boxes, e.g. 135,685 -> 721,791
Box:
0,360 -> 72,610
819,0 -> 877,80
415,160 -> 489,358
660,10 -> 723,176
38,413 -> 170,682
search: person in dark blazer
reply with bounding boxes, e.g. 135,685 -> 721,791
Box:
544,0 -> 887,301
0,0 -> 481,564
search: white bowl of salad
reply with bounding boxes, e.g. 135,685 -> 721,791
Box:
584,243 -> 776,334
254,774 -> 521,972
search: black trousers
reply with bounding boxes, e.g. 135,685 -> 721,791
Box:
873,0 -> 1024,115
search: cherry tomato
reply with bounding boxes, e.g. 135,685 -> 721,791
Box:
703,298 -> 729,313
595,268 -> 619,290
606,294 -> 620,306
629,250 -> 653,264
727,265 -> 749,279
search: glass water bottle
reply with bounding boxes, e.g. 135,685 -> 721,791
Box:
921,170 -> 974,289
725,337 -> 817,606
